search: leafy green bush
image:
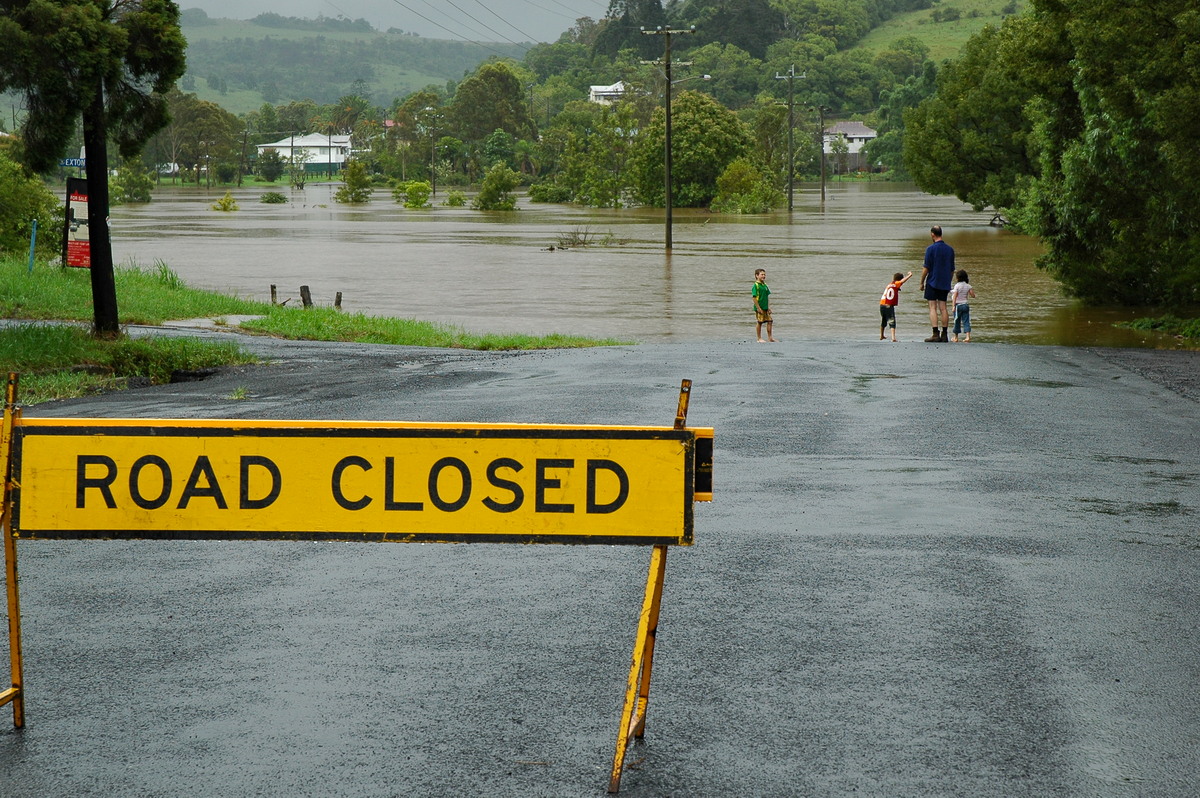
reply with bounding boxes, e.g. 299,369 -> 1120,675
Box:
109,158 -> 154,204
392,180 -> 432,208
472,163 -> 520,211
442,190 -> 467,207
334,160 -> 373,203
0,150 -> 61,259
211,191 -> 239,212
529,183 -> 574,203
260,191 -> 288,204
710,158 -> 784,214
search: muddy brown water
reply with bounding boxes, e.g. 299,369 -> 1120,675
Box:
110,181 -> 1184,347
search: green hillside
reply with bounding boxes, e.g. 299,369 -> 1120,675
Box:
180,13 -> 526,113
856,0 -> 1025,61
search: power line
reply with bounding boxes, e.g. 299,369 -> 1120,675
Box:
383,0 -> 520,58
438,0 -> 532,48
469,0 -> 539,43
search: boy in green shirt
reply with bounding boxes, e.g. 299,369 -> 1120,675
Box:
752,269 -> 776,342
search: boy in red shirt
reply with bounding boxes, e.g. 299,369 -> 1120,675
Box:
879,270 -> 913,342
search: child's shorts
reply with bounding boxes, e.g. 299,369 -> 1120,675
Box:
880,305 -> 896,327
755,308 -> 772,323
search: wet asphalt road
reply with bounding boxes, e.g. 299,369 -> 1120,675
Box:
2,332 -> 1199,797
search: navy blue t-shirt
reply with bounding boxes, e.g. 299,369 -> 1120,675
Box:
923,240 -> 955,291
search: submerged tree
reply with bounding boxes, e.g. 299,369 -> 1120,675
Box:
0,0 -> 186,334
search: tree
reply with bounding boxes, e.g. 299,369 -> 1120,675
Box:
334,160 -> 373,203
0,0 -> 186,334
906,0 -> 1200,305
110,157 -> 154,204
472,163 -> 520,210
710,157 -> 784,213
628,89 -> 751,207
256,148 -> 286,182
448,62 -> 534,145
903,22 -> 1035,213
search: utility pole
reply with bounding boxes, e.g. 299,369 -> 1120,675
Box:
773,65 -> 804,212
812,104 -> 829,205
641,25 -> 696,251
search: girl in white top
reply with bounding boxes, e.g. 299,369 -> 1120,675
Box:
949,269 -> 976,342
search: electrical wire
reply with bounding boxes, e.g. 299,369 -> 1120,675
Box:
469,0 -> 539,43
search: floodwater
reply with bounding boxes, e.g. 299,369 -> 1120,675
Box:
110,181 -> 1185,347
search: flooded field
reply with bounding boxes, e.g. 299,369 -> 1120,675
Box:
110,181 -> 1181,347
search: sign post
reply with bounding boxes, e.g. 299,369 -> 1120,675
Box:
0,375 -> 711,791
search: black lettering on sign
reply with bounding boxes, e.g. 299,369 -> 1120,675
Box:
428,457 -> 471,512
536,458 -> 574,514
178,456 -> 228,510
483,457 -> 524,513
586,459 -> 629,514
384,457 -> 423,511
240,455 -> 281,510
332,456 -> 372,510
130,455 -> 172,510
76,455 -> 117,509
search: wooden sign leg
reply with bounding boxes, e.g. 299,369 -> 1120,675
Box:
609,544 -> 668,793
0,374 -> 25,728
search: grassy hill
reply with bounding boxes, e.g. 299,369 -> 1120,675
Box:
856,0 -> 1025,61
181,16 -> 526,113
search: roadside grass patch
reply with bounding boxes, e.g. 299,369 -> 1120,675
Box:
1119,314 -> 1200,344
0,257 -> 270,324
241,306 -> 630,349
0,324 -> 257,405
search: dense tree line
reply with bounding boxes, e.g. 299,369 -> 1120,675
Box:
904,0 -> 1200,305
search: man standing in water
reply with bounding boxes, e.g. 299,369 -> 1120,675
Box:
919,225 -> 955,342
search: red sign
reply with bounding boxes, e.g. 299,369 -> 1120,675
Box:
63,177 -> 90,268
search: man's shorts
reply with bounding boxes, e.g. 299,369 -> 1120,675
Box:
755,308 -> 772,323
924,286 -> 950,302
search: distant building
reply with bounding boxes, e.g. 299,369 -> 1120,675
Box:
822,121 -> 878,171
589,81 -> 627,105
256,133 -> 351,173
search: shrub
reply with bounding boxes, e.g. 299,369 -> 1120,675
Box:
334,160 -> 373,203
260,191 -> 287,204
211,191 -> 239,212
442,190 -> 467,207
0,151 -> 61,259
392,180 -> 432,208
529,182 -> 574,203
710,158 -> 784,214
472,163 -> 520,211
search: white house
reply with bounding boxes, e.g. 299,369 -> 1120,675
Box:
822,121 -> 877,155
589,81 -> 627,105
822,121 -> 878,172
256,133 -> 351,172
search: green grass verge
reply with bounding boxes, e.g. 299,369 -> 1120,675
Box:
0,324 -> 258,405
242,305 -> 629,349
0,258 -> 270,323
1119,315 -> 1200,343
0,256 -> 627,402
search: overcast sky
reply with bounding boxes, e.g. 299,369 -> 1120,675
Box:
184,0 -> 611,45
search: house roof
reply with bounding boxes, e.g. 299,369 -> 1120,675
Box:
257,133 -> 352,149
823,121 -> 877,138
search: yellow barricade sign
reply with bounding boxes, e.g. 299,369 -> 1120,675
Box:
11,418 -> 712,545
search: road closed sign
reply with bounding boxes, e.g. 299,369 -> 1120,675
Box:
11,419 -> 713,544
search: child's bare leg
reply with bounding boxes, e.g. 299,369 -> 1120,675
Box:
756,320 -> 765,342
767,321 -> 776,342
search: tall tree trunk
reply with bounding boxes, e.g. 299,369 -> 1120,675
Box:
83,84 -> 120,336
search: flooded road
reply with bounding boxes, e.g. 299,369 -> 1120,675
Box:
111,181 -> 1180,347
